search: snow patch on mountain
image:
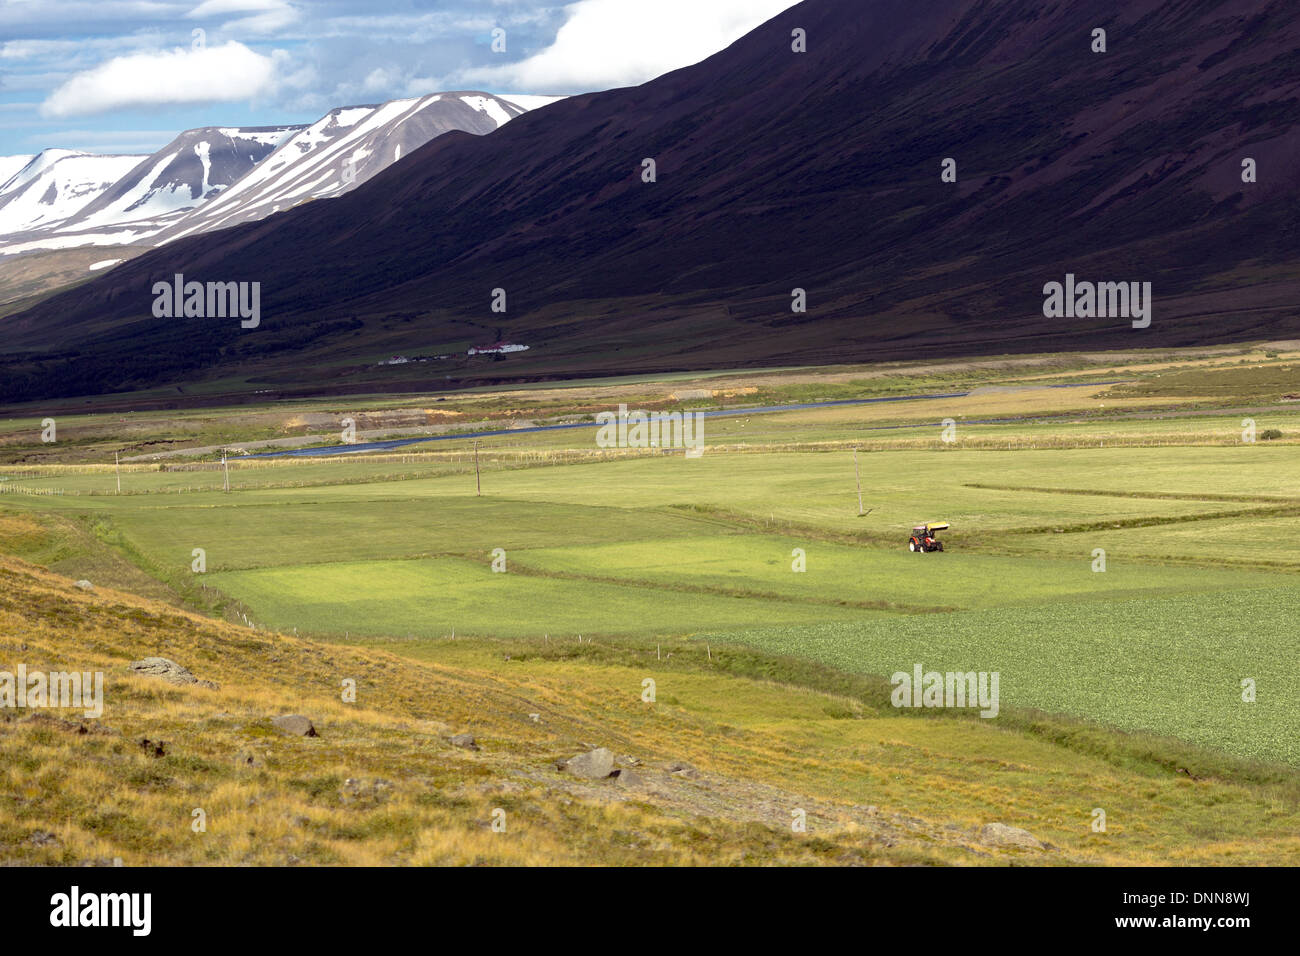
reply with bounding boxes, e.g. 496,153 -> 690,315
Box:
0,155 -> 36,192
462,94 -> 515,127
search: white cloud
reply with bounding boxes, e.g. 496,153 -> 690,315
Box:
40,41 -> 279,117
1,34 -> 165,61
187,0 -> 298,33
186,0 -> 284,17
0,2 -> 182,30
362,67 -> 399,94
461,0 -> 801,92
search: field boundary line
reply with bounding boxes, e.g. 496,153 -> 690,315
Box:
965,482 -> 1300,504
502,558 -> 960,614
1002,504 -> 1300,536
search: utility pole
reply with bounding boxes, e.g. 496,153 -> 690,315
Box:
854,447 -> 863,516
474,440 -> 481,496
115,450 -> 121,495
222,449 -> 230,493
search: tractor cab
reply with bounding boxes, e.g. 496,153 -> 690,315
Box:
908,522 -> 949,553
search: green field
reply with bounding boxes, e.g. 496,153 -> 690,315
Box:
206,556 -> 875,638
708,586 -> 1300,764
3,353 -> 1299,773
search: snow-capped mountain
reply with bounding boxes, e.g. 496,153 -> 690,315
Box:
0,129 -> 297,254
0,150 -> 146,238
156,92 -> 532,244
60,127 -> 298,237
0,92 -> 554,255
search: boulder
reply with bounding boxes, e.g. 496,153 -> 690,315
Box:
73,580 -> 94,591
979,823 -> 1043,849
614,768 -> 646,788
449,733 -> 480,751
271,715 -> 318,737
128,657 -> 219,690
561,747 -> 615,779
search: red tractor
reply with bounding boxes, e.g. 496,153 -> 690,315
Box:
908,522 -> 948,553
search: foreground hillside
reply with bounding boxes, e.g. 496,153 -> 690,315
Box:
3,551 -> 1300,866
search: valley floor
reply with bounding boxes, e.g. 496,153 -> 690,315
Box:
2,344 -> 1298,865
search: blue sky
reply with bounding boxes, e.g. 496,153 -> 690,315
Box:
0,0 -> 799,157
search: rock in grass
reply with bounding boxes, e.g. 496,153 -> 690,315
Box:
614,768 -> 646,788
561,747 -> 615,779
979,823 -> 1043,849
449,733 -> 480,751
271,714 -> 318,737
74,580 -> 94,591
128,657 -> 220,690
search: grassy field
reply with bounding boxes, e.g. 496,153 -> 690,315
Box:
206,556 -> 876,638
2,347 -> 1299,864
708,585 -> 1300,765
6,551 -> 1300,866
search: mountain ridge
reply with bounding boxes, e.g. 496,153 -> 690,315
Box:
0,92 -> 548,258
4,0 -> 1300,402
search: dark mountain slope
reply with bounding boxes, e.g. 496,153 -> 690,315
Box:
5,0 -> 1300,402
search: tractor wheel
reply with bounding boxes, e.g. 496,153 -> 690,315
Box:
936,541 -> 944,552
908,540 -> 917,552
